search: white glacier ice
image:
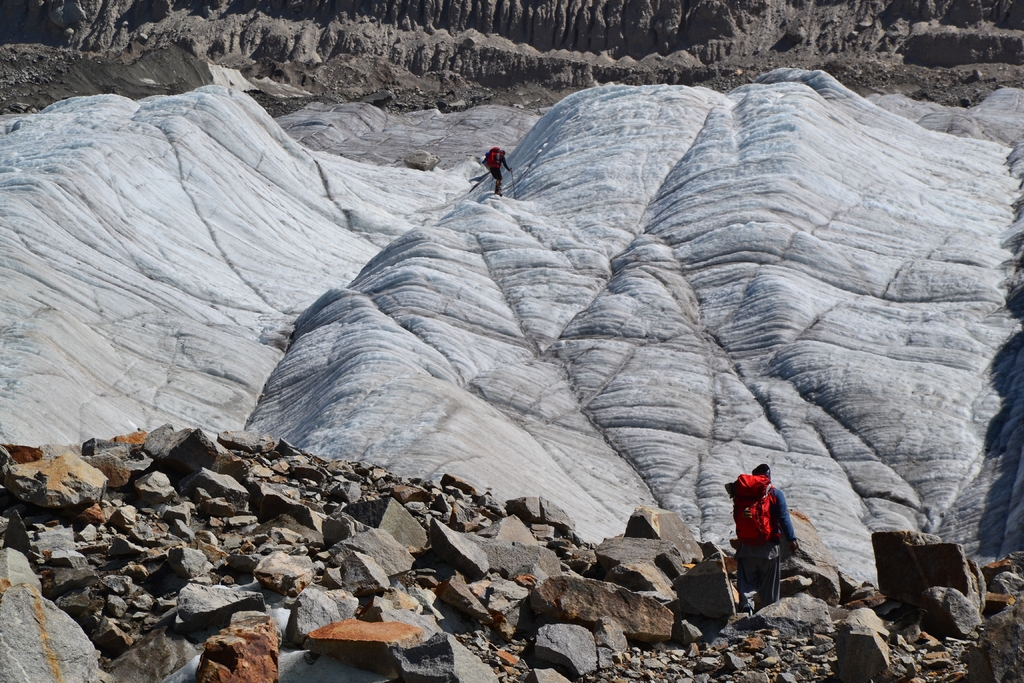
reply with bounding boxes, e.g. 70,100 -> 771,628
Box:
4,72 -> 1024,577
0,86 -> 469,445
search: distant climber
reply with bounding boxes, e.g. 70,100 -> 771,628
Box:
726,464 -> 799,615
483,147 -> 512,196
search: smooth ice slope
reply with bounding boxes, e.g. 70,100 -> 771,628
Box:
0,86 -> 468,445
250,71 -> 1024,576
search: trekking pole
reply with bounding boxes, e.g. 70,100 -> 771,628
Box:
510,170 -> 515,199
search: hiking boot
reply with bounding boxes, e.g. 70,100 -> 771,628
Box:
739,602 -> 754,617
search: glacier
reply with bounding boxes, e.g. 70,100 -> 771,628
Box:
3,72 -> 1024,578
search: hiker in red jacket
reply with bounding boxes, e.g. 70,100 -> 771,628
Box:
483,147 -> 512,196
727,463 -> 799,615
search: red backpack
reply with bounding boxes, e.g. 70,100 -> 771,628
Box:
733,473 -> 777,546
484,147 -> 502,168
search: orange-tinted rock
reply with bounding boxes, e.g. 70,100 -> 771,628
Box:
4,452 -> 107,508
306,619 -> 424,676
111,431 -> 148,444
73,503 -> 107,526
1,444 -> 44,464
83,454 -> 133,488
196,613 -> 278,683
984,592 -> 1016,616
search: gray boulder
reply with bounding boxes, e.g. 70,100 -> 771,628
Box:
476,515 -> 538,545
167,546 -> 213,579
173,583 -> 266,633
2,510 -> 32,556
920,585 -> 982,638
134,471 -> 176,504
389,631 -> 498,683
146,426 -> 232,475
872,531 -> 983,611
594,617 -> 628,668
179,467 -> 249,508
968,594 -> 1024,683
535,623 -> 598,678
345,497 -> 428,553
337,528 -> 415,577
506,497 -> 574,531
0,584 -> 102,682
468,536 -> 560,581
325,547 -> 391,595
673,556 -> 736,618
286,587 -> 342,645
0,548 -> 41,594
624,506 -> 703,564
527,671 -> 573,683
720,594 -> 834,639
429,519 -> 489,579
404,150 -> 441,172
835,609 -> 890,683
780,510 -> 841,606
105,626 -> 200,683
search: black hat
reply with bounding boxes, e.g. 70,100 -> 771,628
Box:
752,463 -> 771,477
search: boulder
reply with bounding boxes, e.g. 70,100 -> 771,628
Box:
0,547 -> 41,594
44,566 -> 98,600
388,631 -> 498,683
535,623 -> 598,678
217,430 -> 276,454
197,612 -> 279,683
719,594 -> 833,639
673,556 -> 736,618
594,617 -> 628,668
174,583 -> 266,633
306,619 -> 424,676
468,536 -> 560,581
286,587 -> 343,645
134,471 -> 176,504
168,546 -> 213,579
344,498 -> 428,553
4,452 -> 106,508
93,617 -> 134,656
605,562 -> 675,598
105,626 -> 201,683
324,548 -> 391,595
872,531 -> 983,610
180,468 -> 250,508
257,485 -> 323,530
403,150 -> 441,172
338,528 -> 415,577
968,594 -> 1024,683
780,511 -> 841,606
596,536 -> 686,580
835,608 -> 890,683
0,584 -> 102,682
255,551 -> 316,596
429,519 -> 489,579
624,506 -> 703,564
2,510 -> 33,556
254,514 -> 323,546
146,426 -> 235,475
476,515 -> 538,545
920,585 -> 982,638
435,573 -> 492,624
530,575 -> 673,642
506,497 -> 574,531
479,578 -> 531,640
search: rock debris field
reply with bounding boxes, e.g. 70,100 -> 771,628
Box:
6,67 -> 1024,673
1,425 -> 1022,682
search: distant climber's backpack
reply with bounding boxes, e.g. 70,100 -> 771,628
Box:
732,473 -> 777,546
484,147 -> 502,168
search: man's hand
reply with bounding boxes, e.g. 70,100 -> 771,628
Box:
789,540 -> 799,555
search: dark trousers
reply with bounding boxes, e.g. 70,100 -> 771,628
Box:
737,553 -> 781,611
